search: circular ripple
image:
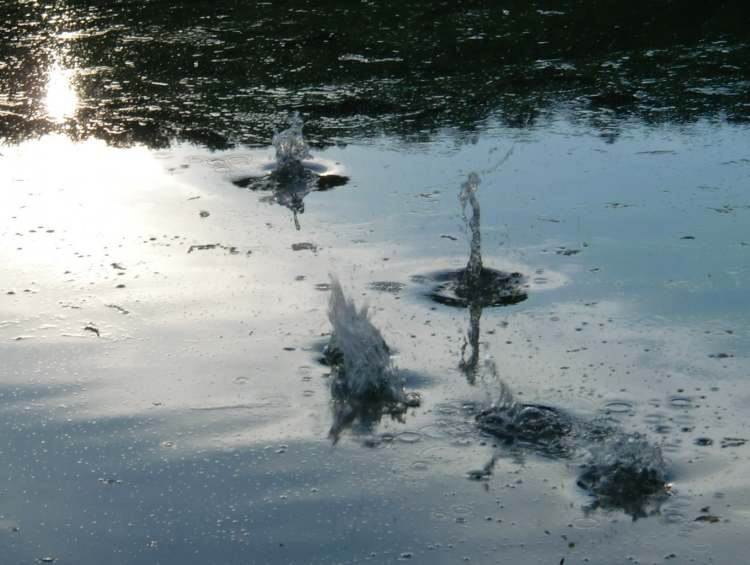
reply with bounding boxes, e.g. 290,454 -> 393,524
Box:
602,400 -> 635,415
396,431 -> 422,444
669,396 -> 694,409
410,460 -> 430,471
419,445 -> 464,463
573,518 -> 600,529
451,437 -> 474,447
662,510 -> 686,524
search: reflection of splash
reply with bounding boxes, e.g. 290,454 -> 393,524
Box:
232,113 -> 349,230
325,276 -> 419,443
473,360 -> 669,519
459,302 -> 482,381
45,62 -> 77,122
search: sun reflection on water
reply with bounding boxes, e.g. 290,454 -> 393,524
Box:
44,62 -> 77,122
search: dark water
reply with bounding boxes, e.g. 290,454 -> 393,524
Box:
2,1 -> 750,147
2,2 -> 750,565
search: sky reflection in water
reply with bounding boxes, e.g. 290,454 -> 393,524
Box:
1,118 -> 749,562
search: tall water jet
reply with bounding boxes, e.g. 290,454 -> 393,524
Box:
415,169 -> 527,382
459,172 -> 483,286
325,276 -> 420,443
232,112 -> 349,229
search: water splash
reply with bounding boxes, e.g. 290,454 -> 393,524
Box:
423,170 -> 527,381
325,276 -> 420,442
459,172 -> 483,284
474,368 -> 669,518
232,112 -> 348,229
327,276 -> 397,399
451,171 -> 527,308
272,111 -> 310,167
476,360 -> 578,454
578,432 -> 668,518
265,112 -> 314,229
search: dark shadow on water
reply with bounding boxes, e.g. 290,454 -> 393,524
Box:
232,161 -> 349,230
426,268 -> 528,308
412,269 -> 527,383
328,387 -> 419,446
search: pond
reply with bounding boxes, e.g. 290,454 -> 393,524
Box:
1,2 -> 749,564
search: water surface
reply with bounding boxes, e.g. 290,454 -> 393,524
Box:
1,2 -> 750,564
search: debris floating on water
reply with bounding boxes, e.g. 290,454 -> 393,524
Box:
83,325 -> 100,337
186,243 -> 242,255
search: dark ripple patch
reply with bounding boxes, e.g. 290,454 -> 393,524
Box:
232,159 -> 350,229
473,399 -> 668,519
369,281 -> 405,294
414,268 -> 528,308
231,171 -> 349,192
476,403 -> 575,455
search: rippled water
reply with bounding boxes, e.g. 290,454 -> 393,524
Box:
2,2 -> 750,565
